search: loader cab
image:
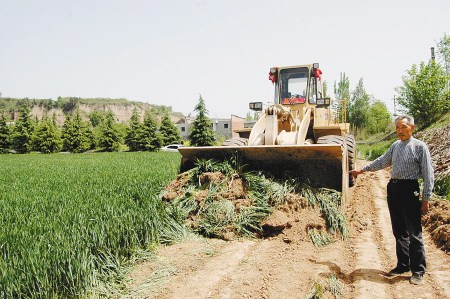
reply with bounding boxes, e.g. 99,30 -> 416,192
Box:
278,66 -> 321,106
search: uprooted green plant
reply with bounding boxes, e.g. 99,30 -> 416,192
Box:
315,189 -> 348,238
308,227 -> 332,247
197,199 -> 236,237
328,274 -> 344,298
292,181 -> 348,238
306,281 -> 325,299
306,274 -> 344,299
165,155 -> 349,240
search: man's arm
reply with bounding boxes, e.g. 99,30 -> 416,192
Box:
349,169 -> 365,178
350,142 -> 396,178
420,144 -> 434,201
421,201 -> 429,215
420,143 -> 434,215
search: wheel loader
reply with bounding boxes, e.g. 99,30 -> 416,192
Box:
178,63 -> 355,199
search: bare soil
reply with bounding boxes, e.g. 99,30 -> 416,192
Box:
124,161 -> 450,299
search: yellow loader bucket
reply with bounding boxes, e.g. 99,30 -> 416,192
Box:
178,144 -> 347,192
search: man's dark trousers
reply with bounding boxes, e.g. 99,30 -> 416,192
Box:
387,179 -> 426,275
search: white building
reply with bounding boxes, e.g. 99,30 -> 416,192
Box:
176,115 -> 254,141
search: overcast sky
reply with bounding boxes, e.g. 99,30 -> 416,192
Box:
1,0 -> 449,118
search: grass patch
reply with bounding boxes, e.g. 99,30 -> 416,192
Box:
357,139 -> 395,160
424,110 -> 450,130
434,176 -> 450,200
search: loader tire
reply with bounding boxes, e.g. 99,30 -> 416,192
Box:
346,135 -> 356,187
317,135 -> 356,187
222,137 -> 248,146
316,135 -> 345,147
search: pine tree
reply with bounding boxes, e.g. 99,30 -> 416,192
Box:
189,95 -> 216,146
125,108 -> 144,151
160,114 -> 182,146
62,115 -> 73,150
32,116 -> 62,153
99,111 -> 121,152
11,104 -> 34,153
140,114 -> 162,151
0,115 -> 11,153
89,111 -> 105,128
62,109 -> 91,153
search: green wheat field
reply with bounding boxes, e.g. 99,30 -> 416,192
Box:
0,152 -> 183,298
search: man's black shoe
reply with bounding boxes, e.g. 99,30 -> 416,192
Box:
386,267 -> 410,276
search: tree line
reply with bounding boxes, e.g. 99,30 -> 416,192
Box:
334,33 -> 450,137
0,95 -> 218,154
0,104 -> 183,154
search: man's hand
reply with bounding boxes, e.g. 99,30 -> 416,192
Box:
350,169 -> 365,178
421,201 -> 430,215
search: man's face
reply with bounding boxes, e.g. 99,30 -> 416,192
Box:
396,118 -> 415,141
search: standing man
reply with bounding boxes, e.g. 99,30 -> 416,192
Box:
350,115 -> 434,285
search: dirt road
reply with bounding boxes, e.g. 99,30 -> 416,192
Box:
125,165 -> 450,299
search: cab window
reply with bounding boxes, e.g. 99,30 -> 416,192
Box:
279,67 -> 309,103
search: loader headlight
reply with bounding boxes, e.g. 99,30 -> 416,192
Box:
316,97 -> 331,107
249,102 -> 263,111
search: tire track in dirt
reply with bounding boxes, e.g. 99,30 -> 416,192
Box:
165,240 -> 256,299
348,170 -> 390,298
424,233 -> 450,298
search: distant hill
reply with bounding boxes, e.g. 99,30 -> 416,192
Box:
0,97 -> 184,125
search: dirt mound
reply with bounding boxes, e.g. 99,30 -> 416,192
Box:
162,169 -> 339,243
416,124 -> 450,178
423,200 -> 450,252
415,125 -> 450,252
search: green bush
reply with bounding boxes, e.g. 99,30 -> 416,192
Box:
434,176 -> 450,200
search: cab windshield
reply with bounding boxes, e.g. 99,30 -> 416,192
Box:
279,67 -> 311,104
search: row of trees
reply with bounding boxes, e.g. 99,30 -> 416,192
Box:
0,95 -> 219,154
0,104 -> 183,154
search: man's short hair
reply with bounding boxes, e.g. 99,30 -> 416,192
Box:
395,114 -> 415,126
